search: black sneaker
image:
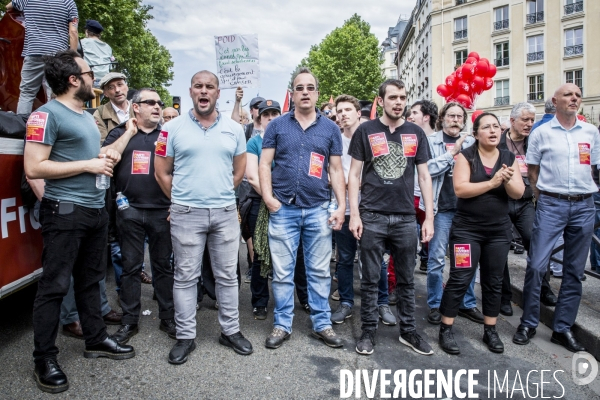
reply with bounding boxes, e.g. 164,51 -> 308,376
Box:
355,329 -> 376,355
400,331 -> 433,355
301,303 -> 311,314
419,259 -> 428,273
388,291 -> 398,305
331,304 -> 352,324
111,324 -> 139,345
483,326 -> 504,353
168,339 -> 196,364
439,325 -> 460,355
219,331 -> 253,355
34,359 -> 69,394
160,319 -> 177,339
427,308 -> 442,325
458,307 -> 484,324
499,303 -> 513,316
253,307 -> 267,320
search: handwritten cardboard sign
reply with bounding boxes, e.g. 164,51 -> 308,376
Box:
215,34 -> 260,89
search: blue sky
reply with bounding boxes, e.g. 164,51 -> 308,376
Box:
145,0 -> 413,114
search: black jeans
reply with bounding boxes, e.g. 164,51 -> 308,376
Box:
33,199 -> 108,363
117,206 -> 174,323
440,225 -> 510,319
248,198 -> 308,307
502,198 -> 552,305
359,212 -> 417,333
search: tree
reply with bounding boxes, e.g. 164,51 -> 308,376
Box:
291,14 -> 383,105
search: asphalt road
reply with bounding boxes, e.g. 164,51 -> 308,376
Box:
1,246 -> 599,399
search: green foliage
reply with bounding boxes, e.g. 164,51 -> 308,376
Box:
74,0 -> 173,101
291,14 -> 384,105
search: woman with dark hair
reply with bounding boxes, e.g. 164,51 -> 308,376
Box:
437,112 -> 524,355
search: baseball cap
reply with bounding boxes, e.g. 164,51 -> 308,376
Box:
99,72 -> 127,89
258,100 -> 281,116
85,20 -> 104,34
250,97 -> 266,109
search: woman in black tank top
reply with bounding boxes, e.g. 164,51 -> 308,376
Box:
437,113 -> 525,356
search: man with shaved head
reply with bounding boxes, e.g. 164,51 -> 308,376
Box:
162,107 -> 179,123
514,84 -> 600,353
155,70 -> 251,364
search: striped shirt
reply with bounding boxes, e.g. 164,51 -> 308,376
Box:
12,0 -> 78,57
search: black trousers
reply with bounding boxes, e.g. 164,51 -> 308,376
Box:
33,199 -> 108,363
440,224 -> 510,319
117,206 -> 174,323
502,198 -> 552,305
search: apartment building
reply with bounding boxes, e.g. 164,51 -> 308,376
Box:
381,17 -> 409,80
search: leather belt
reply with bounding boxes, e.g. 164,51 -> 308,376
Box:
540,191 -> 593,201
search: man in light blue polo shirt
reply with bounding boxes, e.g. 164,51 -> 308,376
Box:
155,70 -> 251,364
514,83 -> 600,353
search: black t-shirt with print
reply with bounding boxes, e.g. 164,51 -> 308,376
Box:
348,118 -> 430,215
437,133 -> 460,213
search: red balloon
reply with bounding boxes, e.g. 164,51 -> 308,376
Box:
471,110 -> 484,123
446,74 -> 457,89
456,94 -> 473,109
455,66 -> 464,79
470,76 -> 484,94
484,77 -> 494,90
577,114 -> 587,122
475,60 -> 489,77
468,52 -> 480,61
457,80 -> 471,94
462,64 -> 475,79
437,84 -> 452,98
487,64 -> 497,78
465,57 -> 478,66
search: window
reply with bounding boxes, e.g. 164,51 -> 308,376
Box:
494,6 -> 509,31
564,27 -> 583,56
528,75 -> 544,102
390,69 -> 398,79
454,17 -> 468,40
455,50 -> 468,67
527,0 -> 544,24
495,42 -> 509,67
527,35 -> 544,62
495,80 -> 510,106
565,0 -> 583,15
566,69 -> 583,95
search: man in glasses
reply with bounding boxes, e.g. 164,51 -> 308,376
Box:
162,107 -> 179,123
93,72 -> 134,143
24,50 -> 133,394
101,89 -> 175,344
155,70 -> 251,364
259,67 -> 346,349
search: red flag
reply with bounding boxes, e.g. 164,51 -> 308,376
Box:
329,95 -> 334,104
370,96 -> 378,120
282,90 -> 290,113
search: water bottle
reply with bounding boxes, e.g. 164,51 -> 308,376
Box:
327,195 -> 338,228
96,154 -> 110,189
116,192 -> 130,210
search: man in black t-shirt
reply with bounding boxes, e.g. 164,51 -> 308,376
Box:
102,88 -> 175,344
347,79 -> 435,356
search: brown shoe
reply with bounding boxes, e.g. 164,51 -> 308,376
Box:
62,321 -> 83,339
141,271 -> 153,284
103,309 -> 123,325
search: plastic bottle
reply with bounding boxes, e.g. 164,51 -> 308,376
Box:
116,192 -> 130,211
327,194 -> 338,228
96,154 -> 110,189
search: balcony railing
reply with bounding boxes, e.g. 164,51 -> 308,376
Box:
564,1 -> 583,15
526,11 -> 544,24
494,96 -> 510,106
527,51 -> 544,62
564,44 -> 583,56
495,57 -> 509,67
454,29 -> 468,40
528,92 -> 545,102
494,19 -> 509,31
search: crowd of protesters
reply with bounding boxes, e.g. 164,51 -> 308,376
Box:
8,0 -> 600,395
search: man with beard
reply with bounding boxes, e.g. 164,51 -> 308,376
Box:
497,102 -> 557,317
348,79 -> 434,356
155,71 -> 251,364
24,50 -> 134,394
422,103 -> 482,326
102,89 -> 176,344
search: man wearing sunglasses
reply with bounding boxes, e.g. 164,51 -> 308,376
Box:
93,72 -> 134,143
101,89 -> 175,345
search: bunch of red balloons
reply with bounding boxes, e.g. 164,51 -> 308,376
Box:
436,51 -> 497,110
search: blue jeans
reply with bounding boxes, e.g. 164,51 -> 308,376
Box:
269,202 -> 332,333
521,194 -> 594,332
589,191 -> 600,273
427,211 -> 476,309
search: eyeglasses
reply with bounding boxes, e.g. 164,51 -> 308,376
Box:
136,100 -> 165,107
324,110 -> 332,115
78,70 -> 95,80
445,114 -> 464,120
294,85 -> 317,92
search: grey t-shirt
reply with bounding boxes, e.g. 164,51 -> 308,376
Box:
25,100 -> 104,208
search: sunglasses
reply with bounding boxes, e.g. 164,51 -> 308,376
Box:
136,100 -> 165,107
78,70 -> 95,80
294,85 -> 317,92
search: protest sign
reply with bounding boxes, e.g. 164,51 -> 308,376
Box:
214,34 -> 260,89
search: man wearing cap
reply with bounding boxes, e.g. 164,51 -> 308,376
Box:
93,72 -> 133,143
232,86 -> 264,141
81,20 -> 114,86
6,0 -> 79,114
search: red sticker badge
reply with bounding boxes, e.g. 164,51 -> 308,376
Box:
308,152 -> 325,178
454,244 -> 472,269
578,143 -> 591,165
445,143 -> 458,160
26,111 -> 48,142
155,131 -> 168,157
368,132 -> 390,157
515,155 -> 528,175
131,150 -> 151,174
401,134 -> 418,157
